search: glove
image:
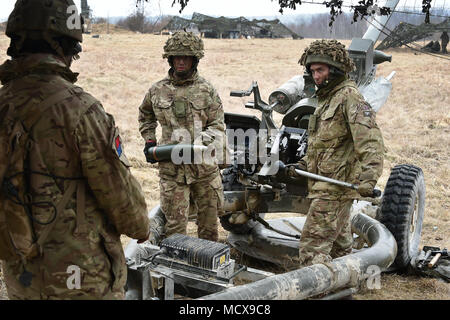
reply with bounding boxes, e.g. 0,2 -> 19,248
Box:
228,212 -> 250,225
358,181 -> 375,197
143,140 -> 157,163
287,160 -> 307,177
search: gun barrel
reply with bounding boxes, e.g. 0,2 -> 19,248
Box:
269,75 -> 305,114
363,0 -> 400,43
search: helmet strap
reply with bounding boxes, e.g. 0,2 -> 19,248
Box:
14,32 -> 26,53
43,32 -> 72,67
169,56 -> 199,79
319,66 -> 346,87
329,66 -> 345,77
316,73 -> 348,96
173,68 -> 195,80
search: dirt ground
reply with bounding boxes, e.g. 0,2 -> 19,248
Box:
0,264 -> 7,300
0,33 -> 449,300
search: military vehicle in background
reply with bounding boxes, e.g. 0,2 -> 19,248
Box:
376,17 -> 449,51
163,12 -> 302,39
80,0 -> 92,34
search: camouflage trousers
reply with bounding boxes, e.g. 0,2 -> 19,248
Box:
298,198 -> 353,267
159,174 -> 224,242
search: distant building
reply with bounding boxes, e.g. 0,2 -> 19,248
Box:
163,12 -> 302,39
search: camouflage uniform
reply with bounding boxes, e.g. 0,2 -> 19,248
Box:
297,40 -> 384,266
441,32 -> 449,54
139,32 -> 225,242
0,0 -> 150,300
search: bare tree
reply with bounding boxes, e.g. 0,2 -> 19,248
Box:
135,0 -> 440,25
118,0 -> 167,33
93,17 -> 108,24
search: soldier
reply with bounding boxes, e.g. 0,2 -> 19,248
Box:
422,40 -> 441,53
138,32 -> 225,242
441,31 -> 449,54
295,40 -> 384,267
0,0 -> 150,299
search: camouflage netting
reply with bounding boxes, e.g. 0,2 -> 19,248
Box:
299,39 -> 355,74
376,18 -> 450,51
164,13 -> 301,39
162,31 -> 204,60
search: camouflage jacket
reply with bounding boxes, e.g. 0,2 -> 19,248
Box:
138,70 -> 225,184
305,78 -> 384,200
0,54 -> 150,299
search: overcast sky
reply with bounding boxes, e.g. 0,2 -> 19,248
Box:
0,0 -> 447,22
0,0 -> 324,21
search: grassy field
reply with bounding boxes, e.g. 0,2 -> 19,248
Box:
0,33 -> 449,300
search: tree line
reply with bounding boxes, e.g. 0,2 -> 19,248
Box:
287,8 -> 449,40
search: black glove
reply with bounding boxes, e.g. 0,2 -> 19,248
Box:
144,140 -> 157,163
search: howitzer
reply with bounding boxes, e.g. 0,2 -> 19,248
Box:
125,0 -> 428,300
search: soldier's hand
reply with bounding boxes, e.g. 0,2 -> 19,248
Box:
144,140 -> 157,163
287,160 -> 307,177
137,228 -> 159,245
358,181 -> 375,197
228,212 -> 250,225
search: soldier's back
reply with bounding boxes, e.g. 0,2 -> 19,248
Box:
0,54 -> 127,300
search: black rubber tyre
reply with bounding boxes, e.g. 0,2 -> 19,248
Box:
378,164 -> 425,271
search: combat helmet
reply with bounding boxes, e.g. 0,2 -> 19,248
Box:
163,31 -> 205,60
6,0 -> 82,62
6,0 -> 83,42
299,39 -> 355,74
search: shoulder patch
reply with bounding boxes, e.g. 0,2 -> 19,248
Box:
112,127 -> 131,167
353,102 -> 376,128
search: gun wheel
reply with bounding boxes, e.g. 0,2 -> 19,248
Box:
378,164 -> 426,271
